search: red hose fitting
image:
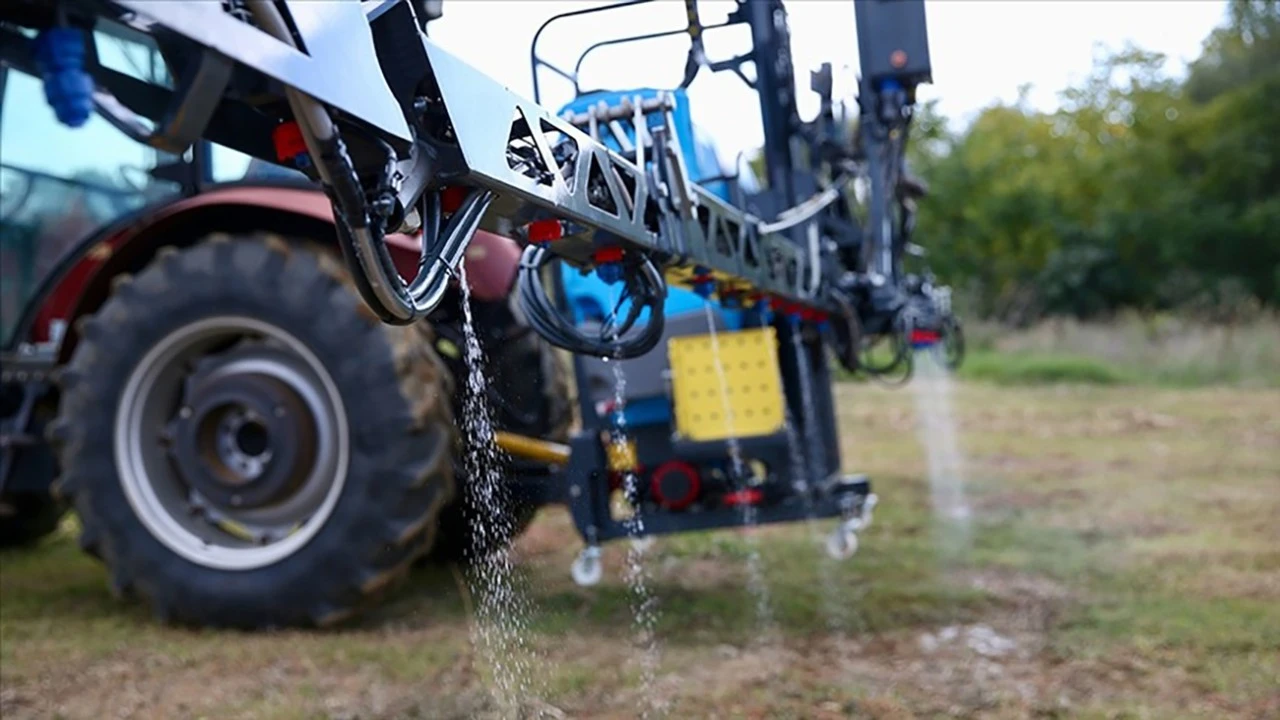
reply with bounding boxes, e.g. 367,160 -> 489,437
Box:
526,219 -> 564,244
593,246 -> 624,264
272,121 -> 307,163
440,186 -> 468,214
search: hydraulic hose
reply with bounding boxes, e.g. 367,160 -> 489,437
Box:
246,0 -> 485,325
516,244 -> 666,359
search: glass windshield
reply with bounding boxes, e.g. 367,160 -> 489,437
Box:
209,143 -> 310,184
0,26 -> 182,346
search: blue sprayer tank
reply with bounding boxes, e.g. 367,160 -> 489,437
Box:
556,88 -> 755,326
555,88 -> 760,429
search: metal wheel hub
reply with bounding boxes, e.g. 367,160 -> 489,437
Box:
115,316 -> 349,571
167,355 -> 318,512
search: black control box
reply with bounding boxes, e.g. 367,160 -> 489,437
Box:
854,0 -> 932,87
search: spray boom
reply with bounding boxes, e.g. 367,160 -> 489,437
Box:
1,0 -> 957,368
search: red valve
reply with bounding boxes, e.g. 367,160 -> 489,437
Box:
440,186 -> 468,214
527,219 -> 564,244
272,121 -> 307,163
593,246 -> 624,264
722,488 -> 763,506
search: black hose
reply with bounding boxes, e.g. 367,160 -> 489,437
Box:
516,244 -> 667,359
859,306 -> 914,383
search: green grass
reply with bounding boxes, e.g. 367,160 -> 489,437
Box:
962,312 -> 1280,388
958,350 -> 1127,386
2,382 -> 1278,719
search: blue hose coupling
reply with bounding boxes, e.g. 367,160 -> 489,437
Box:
597,262 -> 623,285
34,28 -> 94,129
692,265 -> 715,299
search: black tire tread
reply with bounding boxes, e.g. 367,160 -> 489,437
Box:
49,235 -> 456,629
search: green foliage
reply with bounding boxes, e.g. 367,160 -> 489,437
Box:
905,1 -> 1280,323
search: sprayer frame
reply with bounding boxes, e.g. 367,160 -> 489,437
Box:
1,0 -> 933,556
516,0 -> 929,548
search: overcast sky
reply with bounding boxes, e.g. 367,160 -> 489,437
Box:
430,0 -> 1229,160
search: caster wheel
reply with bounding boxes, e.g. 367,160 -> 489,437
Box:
571,546 -> 603,586
861,494 -> 879,528
825,525 -> 859,561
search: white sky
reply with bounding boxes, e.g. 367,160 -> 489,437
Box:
430,0 -> 1229,159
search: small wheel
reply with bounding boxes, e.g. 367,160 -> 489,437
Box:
825,525 -> 859,561
571,547 -> 603,586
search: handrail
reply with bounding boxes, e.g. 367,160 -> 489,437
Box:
529,0 -> 653,104
570,17 -> 739,94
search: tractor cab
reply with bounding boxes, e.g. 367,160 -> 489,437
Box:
0,24 -> 185,344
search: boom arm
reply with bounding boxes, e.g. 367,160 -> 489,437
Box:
0,0 -> 935,361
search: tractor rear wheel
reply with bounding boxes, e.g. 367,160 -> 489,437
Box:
48,235 -> 456,629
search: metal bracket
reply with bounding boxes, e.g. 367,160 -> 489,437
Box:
93,47 -> 234,155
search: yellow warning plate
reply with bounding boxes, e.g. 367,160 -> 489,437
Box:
667,327 -> 785,442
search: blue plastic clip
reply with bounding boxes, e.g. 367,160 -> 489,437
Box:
596,262 -> 624,285
33,28 -> 94,129
692,265 -> 716,299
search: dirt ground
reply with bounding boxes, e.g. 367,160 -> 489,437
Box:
2,381 -> 1277,719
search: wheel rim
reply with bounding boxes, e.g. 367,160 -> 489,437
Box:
114,315 -> 349,571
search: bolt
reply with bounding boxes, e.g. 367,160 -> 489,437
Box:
230,494 -> 243,507
569,485 -> 581,498
179,407 -> 193,419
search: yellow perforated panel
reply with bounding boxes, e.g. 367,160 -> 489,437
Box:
667,327 -> 785,442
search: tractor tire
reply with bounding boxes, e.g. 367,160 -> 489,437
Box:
426,293 -> 573,563
0,493 -> 65,548
47,235 -> 456,629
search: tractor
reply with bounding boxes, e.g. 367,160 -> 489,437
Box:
0,16 -> 570,627
0,0 -> 962,626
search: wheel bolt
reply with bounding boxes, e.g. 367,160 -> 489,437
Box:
179,406 -> 193,419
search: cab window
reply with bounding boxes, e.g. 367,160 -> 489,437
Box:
0,27 -> 182,344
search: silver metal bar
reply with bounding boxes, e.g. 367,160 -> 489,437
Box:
423,36 -> 821,303
114,0 -> 410,142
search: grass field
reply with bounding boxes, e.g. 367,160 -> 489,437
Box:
2,380 -> 1278,719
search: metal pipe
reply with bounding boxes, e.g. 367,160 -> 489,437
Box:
494,431 -> 572,466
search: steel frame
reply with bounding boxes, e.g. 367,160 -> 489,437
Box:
0,0 -> 933,552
